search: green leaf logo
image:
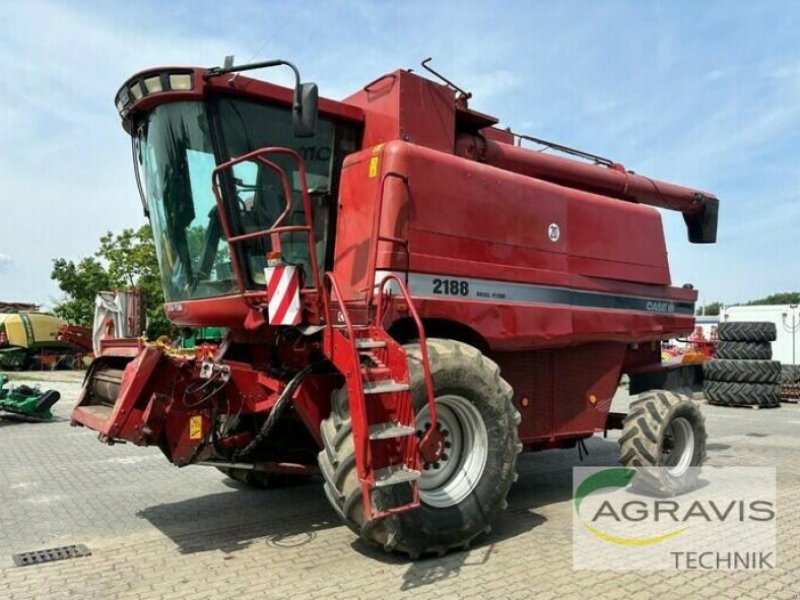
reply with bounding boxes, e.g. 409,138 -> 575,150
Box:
575,468 -> 686,546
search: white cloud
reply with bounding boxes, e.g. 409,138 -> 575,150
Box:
0,254 -> 11,270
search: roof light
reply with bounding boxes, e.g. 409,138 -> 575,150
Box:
143,76 -> 163,94
115,71 -> 196,117
129,82 -> 144,100
169,73 -> 192,90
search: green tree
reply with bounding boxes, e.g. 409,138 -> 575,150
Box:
696,301 -> 723,316
50,256 -> 115,326
51,225 -> 170,339
747,292 -> 800,305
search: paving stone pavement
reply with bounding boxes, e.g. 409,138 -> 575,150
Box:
1,371 -> 798,599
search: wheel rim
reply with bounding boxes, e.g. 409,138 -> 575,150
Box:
660,416 -> 695,476
415,394 -> 489,508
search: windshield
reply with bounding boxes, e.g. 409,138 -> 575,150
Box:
136,101 -> 235,300
135,99 -> 347,302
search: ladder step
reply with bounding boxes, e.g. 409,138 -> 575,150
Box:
369,421 -> 416,440
373,465 -> 421,487
363,380 -> 410,395
362,367 -> 390,380
356,338 -> 387,350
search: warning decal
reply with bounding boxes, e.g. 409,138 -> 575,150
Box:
189,415 -> 203,440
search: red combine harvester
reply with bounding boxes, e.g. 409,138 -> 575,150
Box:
72,58 -> 718,557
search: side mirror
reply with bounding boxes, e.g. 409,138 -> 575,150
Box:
293,82 -> 318,138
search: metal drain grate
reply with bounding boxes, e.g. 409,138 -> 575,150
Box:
12,544 -> 91,567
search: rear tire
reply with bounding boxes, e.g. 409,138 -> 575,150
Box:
717,321 -> 776,342
702,359 -> 781,383
318,338 -> 520,558
619,390 -> 706,495
715,341 -> 772,360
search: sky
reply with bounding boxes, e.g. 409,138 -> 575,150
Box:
0,0 -> 798,309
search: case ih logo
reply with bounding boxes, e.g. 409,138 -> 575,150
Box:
646,301 -> 675,313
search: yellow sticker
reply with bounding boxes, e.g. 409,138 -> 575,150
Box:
368,156 -> 379,178
189,415 -> 203,440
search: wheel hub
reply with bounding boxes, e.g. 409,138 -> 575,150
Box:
418,423 -> 445,463
416,394 -> 488,508
660,416 -> 695,476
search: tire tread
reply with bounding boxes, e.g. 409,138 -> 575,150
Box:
318,338 -> 520,558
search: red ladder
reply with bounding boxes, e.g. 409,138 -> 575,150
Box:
322,273 -> 436,520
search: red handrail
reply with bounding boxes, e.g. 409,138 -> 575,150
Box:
374,273 -> 438,452
366,171 -> 409,304
321,272 -> 353,356
322,271 -> 372,479
210,146 -> 321,301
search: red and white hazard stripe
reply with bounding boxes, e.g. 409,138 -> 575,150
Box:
264,265 -> 301,326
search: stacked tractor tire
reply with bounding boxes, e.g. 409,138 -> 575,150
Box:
781,364 -> 800,401
702,322 -> 781,408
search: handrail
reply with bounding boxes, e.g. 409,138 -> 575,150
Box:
374,273 -> 438,451
366,171 -> 409,304
322,272 -> 372,477
210,146 -> 321,301
321,272 -> 351,356
362,72 -> 397,93
253,155 -> 295,233
227,224 -> 311,245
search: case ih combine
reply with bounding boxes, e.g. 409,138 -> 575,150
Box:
72,58 -> 718,557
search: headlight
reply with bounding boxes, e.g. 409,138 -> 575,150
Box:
129,82 -> 144,100
169,74 -> 192,91
143,76 -> 163,94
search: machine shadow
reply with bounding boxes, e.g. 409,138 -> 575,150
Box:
137,435 -> 622,569
353,435 -> 622,591
137,477 -> 339,556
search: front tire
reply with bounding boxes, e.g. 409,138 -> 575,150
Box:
318,338 -> 521,558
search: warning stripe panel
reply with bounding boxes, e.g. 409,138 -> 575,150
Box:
264,265 -> 301,326
271,272 -> 300,325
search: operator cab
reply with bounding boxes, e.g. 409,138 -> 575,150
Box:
117,62 -> 362,309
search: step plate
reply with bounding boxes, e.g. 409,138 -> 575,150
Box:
373,465 -> 421,487
363,380 -> 410,395
356,339 -> 387,349
369,421 -> 416,440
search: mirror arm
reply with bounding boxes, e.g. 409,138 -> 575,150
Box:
205,59 -> 303,115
